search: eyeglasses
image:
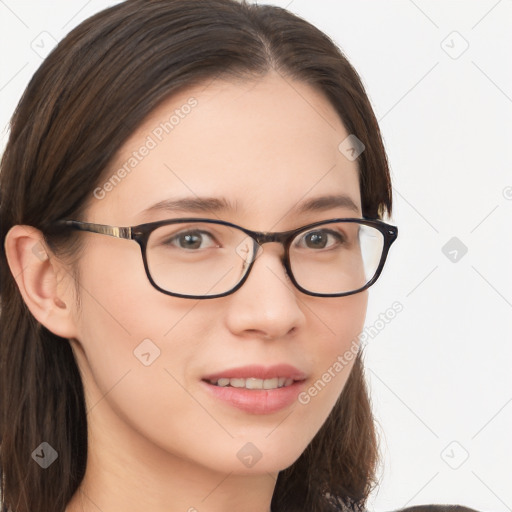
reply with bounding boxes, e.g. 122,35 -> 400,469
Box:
50,217 -> 398,299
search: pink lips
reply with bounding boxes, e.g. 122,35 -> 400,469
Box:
202,364 -> 308,382
201,364 -> 308,415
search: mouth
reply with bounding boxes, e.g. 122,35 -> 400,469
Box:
200,364 -> 308,414
201,363 -> 308,390
200,377 -> 308,415
203,376 -> 301,390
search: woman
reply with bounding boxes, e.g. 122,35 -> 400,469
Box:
0,1 -> 400,511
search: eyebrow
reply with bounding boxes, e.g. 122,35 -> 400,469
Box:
138,193 -> 360,218
295,194 -> 360,215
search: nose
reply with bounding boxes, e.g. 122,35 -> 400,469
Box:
223,242 -> 306,340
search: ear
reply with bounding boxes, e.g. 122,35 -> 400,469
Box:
4,225 -> 80,339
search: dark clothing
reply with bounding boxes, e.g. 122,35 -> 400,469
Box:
393,506 -> 481,512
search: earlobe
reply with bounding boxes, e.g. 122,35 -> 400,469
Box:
4,225 -> 79,339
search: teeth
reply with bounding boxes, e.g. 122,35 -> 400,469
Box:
230,378 -> 245,388
209,377 -> 295,389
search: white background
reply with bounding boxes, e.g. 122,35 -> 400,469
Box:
1,1 -> 511,511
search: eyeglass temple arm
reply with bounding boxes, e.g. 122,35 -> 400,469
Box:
55,220 -> 132,239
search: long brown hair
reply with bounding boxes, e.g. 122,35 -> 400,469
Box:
0,1 -> 392,511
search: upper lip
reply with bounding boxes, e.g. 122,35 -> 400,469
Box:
202,364 -> 308,382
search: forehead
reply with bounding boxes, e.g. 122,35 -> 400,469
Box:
89,72 -> 361,228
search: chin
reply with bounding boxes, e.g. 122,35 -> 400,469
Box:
193,437 -> 307,476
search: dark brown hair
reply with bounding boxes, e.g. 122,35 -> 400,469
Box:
0,1 -> 392,511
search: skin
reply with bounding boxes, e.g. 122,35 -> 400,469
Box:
5,71 -> 368,512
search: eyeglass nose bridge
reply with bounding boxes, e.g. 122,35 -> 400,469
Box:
234,230 -> 294,291
240,228 -> 296,264
248,229 -> 293,245
234,229 -> 296,282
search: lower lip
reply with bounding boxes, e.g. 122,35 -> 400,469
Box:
201,379 -> 307,414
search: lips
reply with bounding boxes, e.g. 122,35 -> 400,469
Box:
200,364 -> 309,414
202,364 -> 308,383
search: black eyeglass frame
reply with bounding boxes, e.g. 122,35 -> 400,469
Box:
50,217 -> 398,299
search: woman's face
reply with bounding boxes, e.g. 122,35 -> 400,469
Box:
68,72 -> 368,474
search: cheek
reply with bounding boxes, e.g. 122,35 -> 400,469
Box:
292,292 -> 368,441
76,239 -> 205,344
73,260 -> 219,465
73,243 -> 208,416
306,290 -> 368,369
